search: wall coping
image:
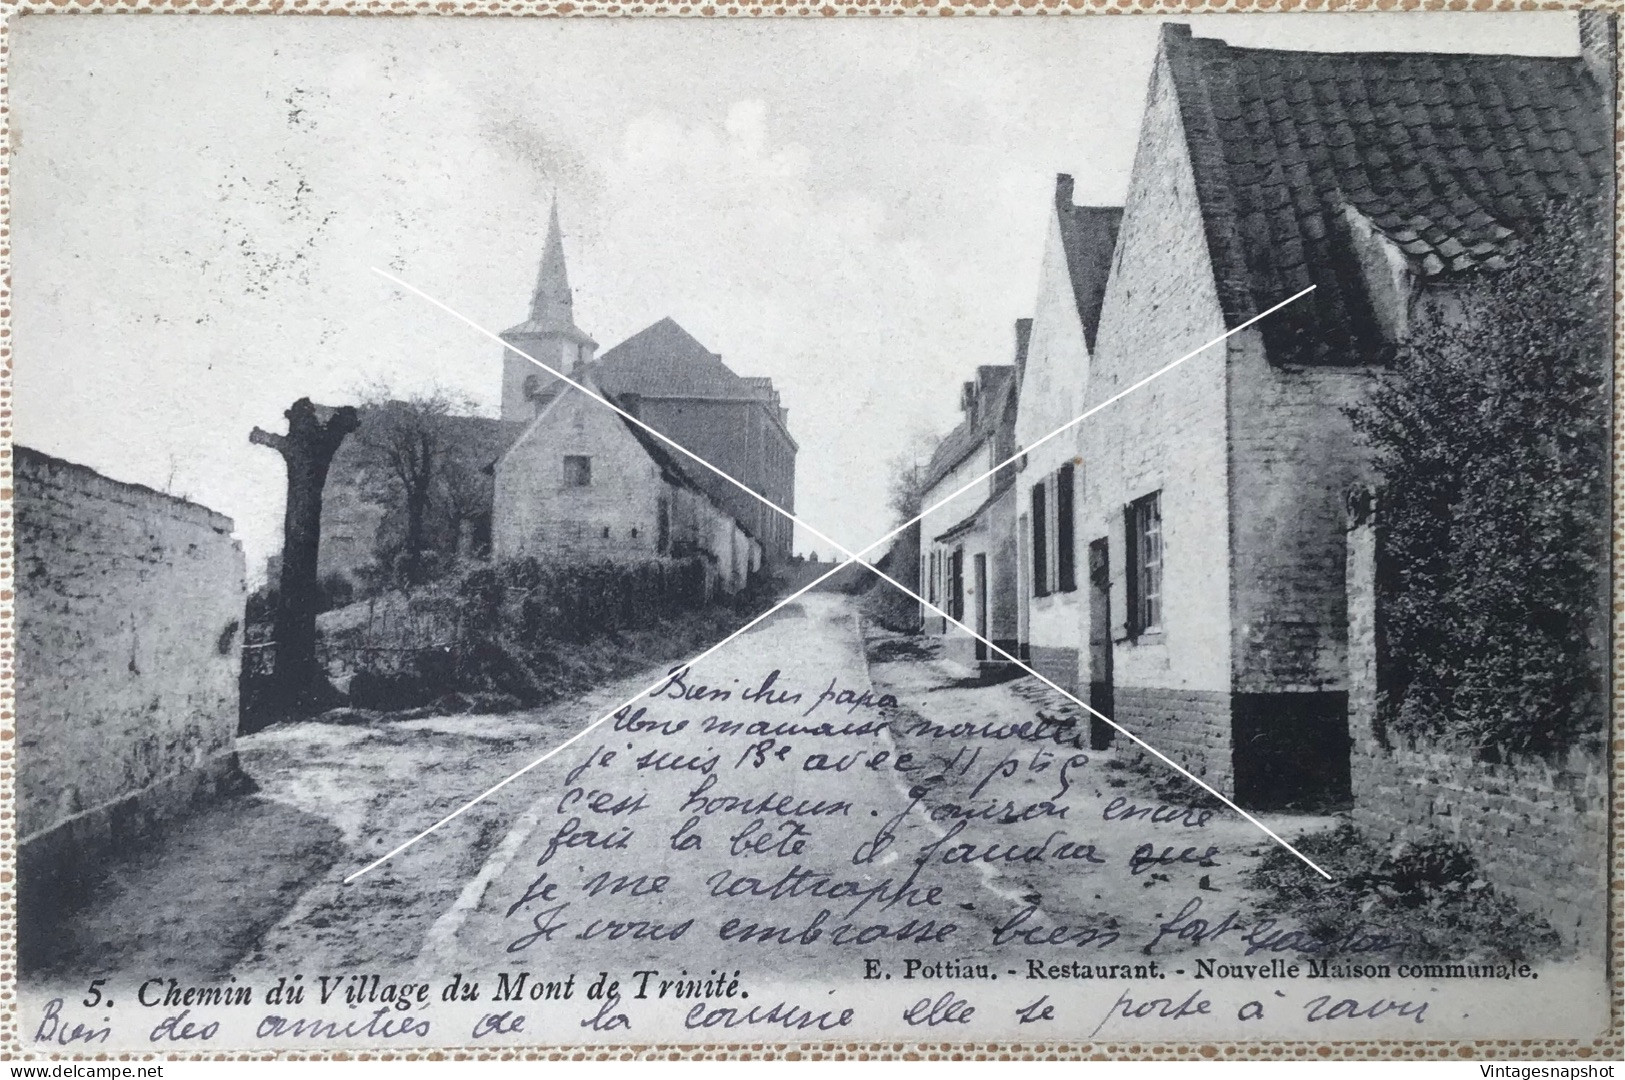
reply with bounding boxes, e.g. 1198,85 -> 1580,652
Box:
16,444 -> 237,536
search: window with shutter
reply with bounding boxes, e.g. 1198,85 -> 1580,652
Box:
1031,483 -> 1049,597
1057,463 -> 1076,593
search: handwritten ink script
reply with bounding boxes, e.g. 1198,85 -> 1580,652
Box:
21,658 -> 1593,1047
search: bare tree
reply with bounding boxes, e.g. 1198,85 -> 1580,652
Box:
357,385 -> 476,584
886,429 -> 940,524
250,397 -> 360,714
437,452 -> 489,558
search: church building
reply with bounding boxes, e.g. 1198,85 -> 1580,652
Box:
315,201 -> 795,587
496,206 -> 798,569
491,207 -> 762,591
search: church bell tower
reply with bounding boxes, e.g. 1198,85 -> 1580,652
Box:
501,201 -> 598,424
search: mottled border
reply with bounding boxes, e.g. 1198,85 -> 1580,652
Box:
0,0 -> 1618,1063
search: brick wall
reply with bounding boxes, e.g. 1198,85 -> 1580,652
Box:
15,448 -> 246,904
1115,688 -> 1233,791
1346,504 -> 1609,951
1227,333 -> 1379,693
1080,47 -> 1233,777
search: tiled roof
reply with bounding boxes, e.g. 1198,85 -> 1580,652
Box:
922,366 -> 1015,492
1055,189 -> 1122,353
592,317 -> 768,401
1161,24 -> 1611,364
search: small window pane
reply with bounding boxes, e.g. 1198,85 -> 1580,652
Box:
1130,492 -> 1162,633
563,455 -> 591,486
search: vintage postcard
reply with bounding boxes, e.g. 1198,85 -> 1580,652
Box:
7,10 -> 1618,1056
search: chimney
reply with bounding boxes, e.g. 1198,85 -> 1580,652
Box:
1054,173 -> 1075,212
1579,11 -> 1617,108
1014,319 -> 1033,368
961,380 -> 977,417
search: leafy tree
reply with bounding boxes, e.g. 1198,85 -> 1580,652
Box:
1351,200 -> 1610,757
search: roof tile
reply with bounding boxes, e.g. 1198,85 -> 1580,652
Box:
1159,25 -> 1607,363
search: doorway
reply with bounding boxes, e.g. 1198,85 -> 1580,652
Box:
1088,538 -> 1114,751
1017,514 -> 1031,658
974,553 -> 989,662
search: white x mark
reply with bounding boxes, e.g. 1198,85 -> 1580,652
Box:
346,271 -> 1324,883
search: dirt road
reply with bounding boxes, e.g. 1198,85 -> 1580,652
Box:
417,593 -> 1328,986
29,593 -> 1330,1029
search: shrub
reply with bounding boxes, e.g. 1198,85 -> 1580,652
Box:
1350,199 -> 1610,757
332,555 -> 735,711
1247,823 -> 1562,963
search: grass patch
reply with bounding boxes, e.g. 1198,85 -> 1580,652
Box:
1247,823 -> 1562,963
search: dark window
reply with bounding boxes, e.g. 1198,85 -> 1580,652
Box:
948,547 -> 965,622
601,525 -> 611,539
1126,491 -> 1163,635
1057,463 -> 1076,593
657,499 -> 671,554
1031,482 -> 1049,597
563,455 -> 591,487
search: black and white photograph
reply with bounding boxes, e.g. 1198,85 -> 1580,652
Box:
7,9 -> 1618,1057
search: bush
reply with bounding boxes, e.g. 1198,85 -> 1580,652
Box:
1350,200 -> 1610,757
1248,823 -> 1561,963
332,555 -> 737,712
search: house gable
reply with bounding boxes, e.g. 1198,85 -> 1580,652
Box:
1077,33 -> 1236,783
491,381 -> 665,562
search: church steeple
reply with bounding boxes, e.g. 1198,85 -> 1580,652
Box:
528,200 -> 576,331
501,199 -> 598,425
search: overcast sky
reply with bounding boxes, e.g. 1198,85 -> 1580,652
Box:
13,13 -> 1580,578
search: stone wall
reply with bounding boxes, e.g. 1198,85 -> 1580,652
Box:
494,387 -> 669,563
493,386 -> 758,592
319,408 -> 513,584
15,447 -> 247,912
1346,503 -> 1609,951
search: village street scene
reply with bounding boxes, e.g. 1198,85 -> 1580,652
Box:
11,13 -> 1615,1048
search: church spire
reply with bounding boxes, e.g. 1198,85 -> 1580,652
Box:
529,199 -> 575,330
500,198 -> 597,425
